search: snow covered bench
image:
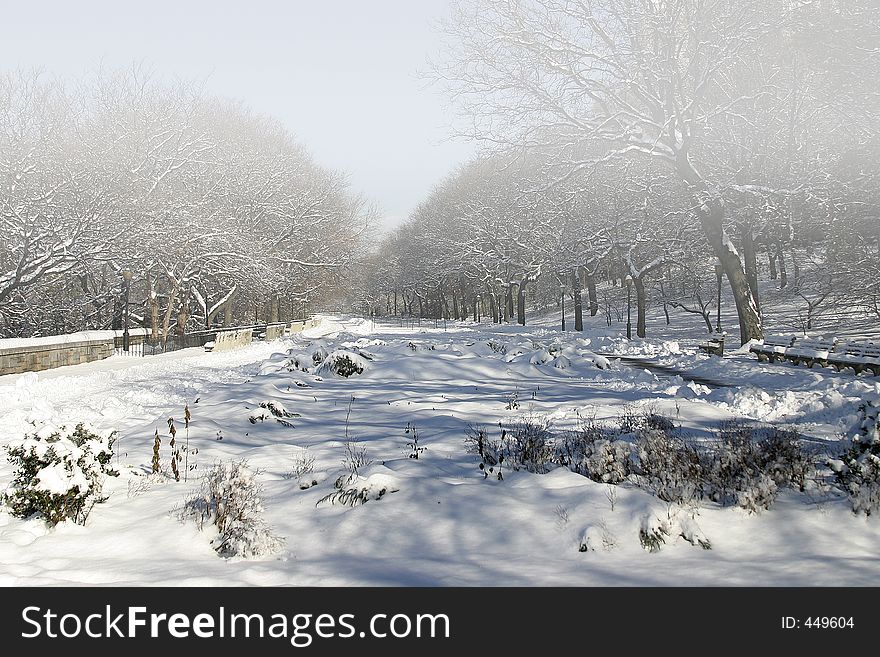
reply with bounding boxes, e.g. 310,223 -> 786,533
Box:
783,337 -> 839,368
828,342 -> 880,376
751,335 -> 878,375
749,335 -> 796,363
698,334 -> 724,357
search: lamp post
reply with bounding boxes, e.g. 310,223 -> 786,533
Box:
625,275 -> 632,340
714,259 -> 723,333
560,284 -> 566,331
121,269 -> 133,352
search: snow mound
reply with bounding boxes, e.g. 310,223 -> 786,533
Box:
529,349 -> 554,365
674,380 -> 712,399
717,385 -> 855,423
580,351 -> 611,370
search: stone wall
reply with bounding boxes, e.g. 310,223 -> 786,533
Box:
210,328 -> 254,352
265,323 -> 287,341
0,318 -> 320,374
287,318 -> 318,334
0,336 -> 115,376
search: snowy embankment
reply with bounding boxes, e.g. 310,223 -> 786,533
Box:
0,315 -> 876,586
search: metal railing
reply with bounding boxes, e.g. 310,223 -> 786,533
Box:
113,320 -> 306,357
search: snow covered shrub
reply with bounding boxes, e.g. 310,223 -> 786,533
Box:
834,454 -> 880,516
644,412 -> 676,433
634,428 -> 703,505
343,439 -> 373,480
638,514 -> 670,553
638,512 -> 711,552
182,460 -> 282,558
464,424 -> 505,479
755,427 -> 813,492
586,441 -> 633,484
858,397 -> 880,444
705,422 -> 778,513
500,416 -> 555,474
616,405 -> 675,436
283,450 -> 316,488
316,350 -> 368,377
556,421 -> 632,484
580,521 -> 617,552
404,422 -> 426,459
703,421 -> 814,513
249,400 -> 299,426
285,354 -> 312,372
486,340 -> 506,354
311,346 -> 328,365
317,468 -> 399,507
4,423 -> 117,526
831,399 -> 880,515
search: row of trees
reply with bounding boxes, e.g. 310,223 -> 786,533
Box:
358,0 -> 879,343
1,68 -> 371,339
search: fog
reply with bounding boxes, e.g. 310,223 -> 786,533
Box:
0,0 -> 474,226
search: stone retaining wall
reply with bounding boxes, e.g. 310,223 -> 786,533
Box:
265,323 -> 287,341
1,318 -> 320,374
0,337 -> 115,375
211,328 -> 254,352
287,318 -> 318,334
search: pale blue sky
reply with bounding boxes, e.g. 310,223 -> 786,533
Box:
0,0 -> 473,227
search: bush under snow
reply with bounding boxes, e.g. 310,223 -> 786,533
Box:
556,423 -> 632,484
182,460 -> 283,558
315,350 -> 370,377
705,422 -> 813,514
3,423 -> 117,525
634,428 -> 703,506
832,397 -> 880,516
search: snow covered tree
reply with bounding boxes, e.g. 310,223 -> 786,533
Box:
434,0 -> 880,344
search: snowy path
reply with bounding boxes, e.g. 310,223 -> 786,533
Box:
603,353 -> 732,388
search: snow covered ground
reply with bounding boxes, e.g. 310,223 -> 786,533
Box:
0,314 -> 877,586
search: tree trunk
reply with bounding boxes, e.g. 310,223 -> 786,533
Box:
111,293 -> 123,330
677,158 -> 763,344
768,250 -> 778,280
161,282 -> 179,348
571,267 -> 584,331
177,286 -> 191,337
777,242 -> 788,289
741,224 -> 760,314
516,279 -> 527,326
633,276 -> 647,339
147,274 -> 160,340
269,295 -> 280,323
208,288 -> 236,327
505,285 -> 514,322
660,281 -> 671,326
585,272 -> 598,317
